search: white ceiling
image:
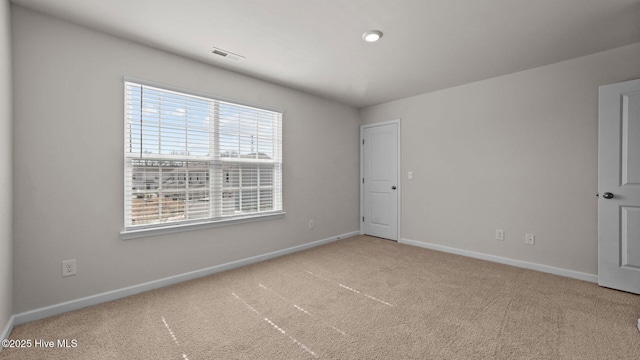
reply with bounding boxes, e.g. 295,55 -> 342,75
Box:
10,0 -> 640,108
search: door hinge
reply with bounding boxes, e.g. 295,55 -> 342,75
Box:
362,178 -> 364,183
362,216 -> 364,222
362,139 -> 364,145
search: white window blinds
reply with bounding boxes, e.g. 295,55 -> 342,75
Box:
124,80 -> 282,231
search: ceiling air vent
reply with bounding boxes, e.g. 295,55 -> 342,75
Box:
209,47 -> 245,62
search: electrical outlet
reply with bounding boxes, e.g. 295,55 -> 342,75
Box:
62,259 -> 76,277
496,229 -> 504,241
308,220 -> 314,230
408,171 -> 414,180
525,234 -> 535,245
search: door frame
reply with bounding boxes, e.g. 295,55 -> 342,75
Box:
360,119 -> 402,241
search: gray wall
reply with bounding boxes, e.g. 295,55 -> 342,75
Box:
360,43 -> 640,275
0,0 -> 13,334
11,6 -> 360,313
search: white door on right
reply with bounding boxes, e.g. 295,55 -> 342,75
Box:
598,79 -> 640,294
362,121 -> 399,241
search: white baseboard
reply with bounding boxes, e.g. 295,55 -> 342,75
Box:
13,231 -> 360,327
0,314 -> 15,351
399,238 -> 598,283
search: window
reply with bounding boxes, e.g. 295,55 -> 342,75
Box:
123,80 -> 283,236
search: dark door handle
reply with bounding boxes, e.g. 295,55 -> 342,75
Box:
391,186 -> 397,190
602,192 -> 614,199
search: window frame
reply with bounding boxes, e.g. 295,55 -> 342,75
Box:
120,77 -> 284,240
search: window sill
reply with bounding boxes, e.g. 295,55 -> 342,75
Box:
120,211 -> 286,240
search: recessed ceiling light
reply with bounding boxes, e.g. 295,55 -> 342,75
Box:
362,30 -> 383,43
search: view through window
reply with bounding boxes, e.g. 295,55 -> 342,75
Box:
124,81 -> 282,230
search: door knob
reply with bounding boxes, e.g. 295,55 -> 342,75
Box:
602,192 -> 614,199
391,186 -> 397,190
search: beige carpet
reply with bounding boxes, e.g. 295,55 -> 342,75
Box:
2,235 -> 640,359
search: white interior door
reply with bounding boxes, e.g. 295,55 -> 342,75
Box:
598,79 -> 640,294
361,121 -> 400,241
